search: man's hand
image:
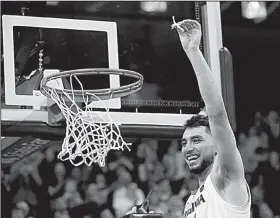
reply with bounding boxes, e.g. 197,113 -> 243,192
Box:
171,17 -> 201,54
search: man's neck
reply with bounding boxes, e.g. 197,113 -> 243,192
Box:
197,164 -> 213,186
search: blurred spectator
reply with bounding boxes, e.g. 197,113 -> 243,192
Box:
108,151 -> 134,172
67,182 -> 111,218
254,112 -> 266,135
63,167 -> 84,207
258,203 -> 275,218
237,132 -> 248,151
53,197 -> 70,218
149,179 -> 174,217
259,132 -> 269,149
85,183 -> 109,208
95,173 -> 107,190
178,174 -> 199,201
144,140 -> 159,164
112,166 -> 145,218
135,142 -> 149,194
88,173 -> 113,215
38,147 -> 56,184
252,151 -> 280,216
162,140 -> 186,194
266,111 -> 280,152
49,162 -> 67,210
148,161 -> 165,188
63,179 -> 83,209
100,209 -> 114,218
81,165 -> 94,183
135,140 -> 161,194
254,132 -> 270,163
103,151 -> 135,187
237,132 -> 258,183
155,179 -> 172,202
254,147 -> 269,166
148,187 -> 169,215
251,184 -> 275,218
136,141 -> 147,160
11,201 -> 30,218
35,147 -> 57,218
2,169 -> 12,218
237,132 -> 248,153
267,111 -> 279,137
263,152 -> 280,216
8,160 -> 42,216
165,195 -> 184,218
82,163 -> 112,186
248,126 -> 261,149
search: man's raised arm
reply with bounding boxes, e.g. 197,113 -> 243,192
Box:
173,19 -> 245,184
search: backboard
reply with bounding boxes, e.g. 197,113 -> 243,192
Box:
1,2 -> 223,139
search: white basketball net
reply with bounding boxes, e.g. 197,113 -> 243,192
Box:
41,73 -> 131,167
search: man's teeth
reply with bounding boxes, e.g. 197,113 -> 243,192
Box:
187,155 -> 199,161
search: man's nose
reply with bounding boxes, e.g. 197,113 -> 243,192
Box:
188,147 -> 195,152
184,147 -> 195,154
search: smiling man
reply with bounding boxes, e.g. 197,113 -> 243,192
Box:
174,19 -> 251,218
125,18 -> 251,218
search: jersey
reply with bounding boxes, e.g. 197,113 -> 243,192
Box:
183,175 -> 251,218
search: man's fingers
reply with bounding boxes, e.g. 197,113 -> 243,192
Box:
177,25 -> 185,33
171,22 -> 184,32
181,19 -> 201,31
172,18 -> 201,34
171,16 -> 185,32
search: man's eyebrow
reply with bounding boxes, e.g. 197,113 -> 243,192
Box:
181,135 -> 202,144
181,138 -> 187,144
190,135 -> 202,140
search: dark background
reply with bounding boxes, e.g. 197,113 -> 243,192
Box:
221,2 -> 280,132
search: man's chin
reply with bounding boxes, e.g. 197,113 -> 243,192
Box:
189,161 -> 213,175
188,160 -> 207,174
189,166 -> 204,174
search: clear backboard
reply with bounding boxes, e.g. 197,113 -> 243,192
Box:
1,2 -> 223,139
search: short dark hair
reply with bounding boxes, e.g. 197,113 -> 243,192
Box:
184,114 -> 210,131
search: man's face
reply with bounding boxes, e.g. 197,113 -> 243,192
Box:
181,126 -> 215,174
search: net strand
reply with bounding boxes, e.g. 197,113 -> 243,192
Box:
41,71 -> 131,167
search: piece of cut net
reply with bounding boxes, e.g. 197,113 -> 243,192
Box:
41,72 -> 131,167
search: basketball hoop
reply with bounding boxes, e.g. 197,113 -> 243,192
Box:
40,68 -> 144,167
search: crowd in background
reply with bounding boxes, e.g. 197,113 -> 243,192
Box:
1,110 -> 279,218
238,110 -> 280,218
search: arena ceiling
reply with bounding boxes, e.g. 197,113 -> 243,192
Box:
1,1 -> 280,30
